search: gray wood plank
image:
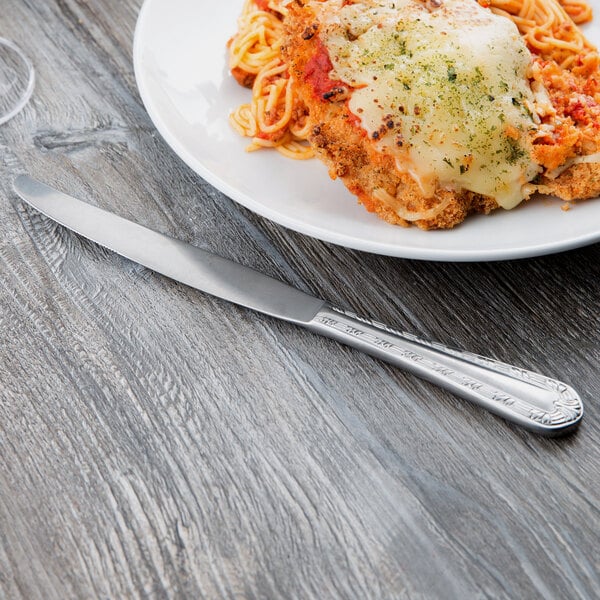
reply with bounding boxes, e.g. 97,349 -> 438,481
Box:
1,0 -> 599,598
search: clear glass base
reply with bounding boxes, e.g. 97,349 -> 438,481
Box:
0,37 -> 34,126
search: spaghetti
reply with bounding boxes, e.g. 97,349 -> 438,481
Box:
228,0 -> 595,158
485,0 -> 595,68
228,0 -> 313,158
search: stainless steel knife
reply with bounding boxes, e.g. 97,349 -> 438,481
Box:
14,175 -> 583,436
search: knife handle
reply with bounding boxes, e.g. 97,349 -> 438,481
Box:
305,303 -> 583,435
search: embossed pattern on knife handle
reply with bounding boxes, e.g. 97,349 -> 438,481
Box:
306,304 -> 583,436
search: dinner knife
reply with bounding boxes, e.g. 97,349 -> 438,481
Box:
14,175 -> 583,436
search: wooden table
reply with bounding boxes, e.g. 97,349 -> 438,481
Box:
1,1 -> 599,597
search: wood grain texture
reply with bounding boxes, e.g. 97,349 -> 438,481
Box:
1,0 -> 600,598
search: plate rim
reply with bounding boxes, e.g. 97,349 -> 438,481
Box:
132,0 -> 600,262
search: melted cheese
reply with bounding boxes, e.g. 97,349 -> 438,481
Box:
314,0 -> 541,209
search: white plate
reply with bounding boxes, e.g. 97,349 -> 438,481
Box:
133,0 -> 600,261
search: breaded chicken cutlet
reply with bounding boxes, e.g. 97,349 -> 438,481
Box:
280,0 -> 600,229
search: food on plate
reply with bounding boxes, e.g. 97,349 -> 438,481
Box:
228,0 -> 600,228
228,0 -> 314,158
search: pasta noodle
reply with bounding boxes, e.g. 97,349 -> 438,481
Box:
227,0 -> 595,158
485,0 -> 595,68
228,0 -> 313,158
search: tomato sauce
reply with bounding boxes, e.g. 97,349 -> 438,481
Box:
304,40 -> 346,99
303,41 -> 368,136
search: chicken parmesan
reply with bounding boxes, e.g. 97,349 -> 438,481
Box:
228,0 -> 600,229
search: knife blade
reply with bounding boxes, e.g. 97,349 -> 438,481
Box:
14,175 -> 583,435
